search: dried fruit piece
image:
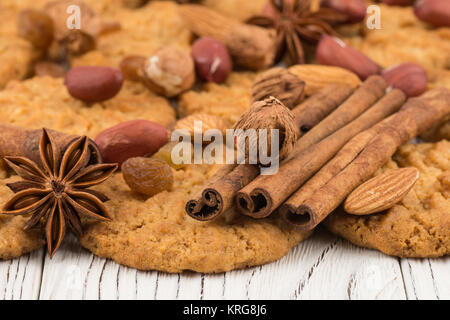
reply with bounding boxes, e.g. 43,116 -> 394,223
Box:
141,46 -> 195,97
344,167 -> 420,215
95,120 -> 169,166
17,9 -> 54,49
152,142 -> 192,170
414,0 -> 450,27
60,30 -> 96,56
316,35 -> 380,80
252,67 -> 305,109
382,63 -> 427,97
34,61 -> 67,78
191,37 -> 233,83
120,55 -> 146,81
122,158 -> 174,197
65,66 -> 124,102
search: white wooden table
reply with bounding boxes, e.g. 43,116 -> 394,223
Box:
1,229 -> 448,300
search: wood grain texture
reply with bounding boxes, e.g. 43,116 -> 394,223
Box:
0,232 -> 448,300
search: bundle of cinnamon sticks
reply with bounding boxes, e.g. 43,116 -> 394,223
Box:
186,74 -> 450,231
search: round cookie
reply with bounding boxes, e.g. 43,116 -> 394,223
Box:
325,140 -> 450,258
0,36 -> 34,90
72,1 -> 192,68
81,165 -> 312,273
201,0 -> 267,22
0,176 -> 44,260
179,72 -> 257,124
0,76 -> 176,137
346,4 -> 450,72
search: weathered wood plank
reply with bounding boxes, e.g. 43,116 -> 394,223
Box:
6,231 -> 449,300
0,249 -> 44,300
400,257 -> 450,300
291,231 -> 406,300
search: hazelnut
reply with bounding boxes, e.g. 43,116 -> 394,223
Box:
17,9 -> 54,49
191,37 -> 233,83
120,55 -> 146,81
141,47 -> 195,97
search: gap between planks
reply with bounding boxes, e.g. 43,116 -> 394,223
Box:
1,231 -> 449,300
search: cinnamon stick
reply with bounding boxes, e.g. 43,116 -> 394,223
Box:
279,117 -> 393,227
0,124 -> 102,167
291,84 -> 353,132
289,87 -> 450,231
289,75 -> 387,159
186,84 -> 354,221
236,89 -> 406,219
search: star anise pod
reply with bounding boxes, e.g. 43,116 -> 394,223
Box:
1,129 -> 118,257
247,0 -> 347,65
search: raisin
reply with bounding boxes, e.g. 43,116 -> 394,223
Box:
17,10 -> 54,49
152,142 -> 192,170
122,158 -> 173,196
120,55 -> 146,81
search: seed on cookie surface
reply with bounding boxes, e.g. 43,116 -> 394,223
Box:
64,66 -> 124,102
122,158 -> 174,197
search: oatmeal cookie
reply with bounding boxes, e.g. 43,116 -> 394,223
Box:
325,140 -> 450,258
0,76 -> 176,137
179,72 -> 257,124
81,165 -> 312,273
345,3 -> 450,140
0,36 -> 34,90
0,175 -> 45,260
72,1 -> 192,68
201,0 -> 267,22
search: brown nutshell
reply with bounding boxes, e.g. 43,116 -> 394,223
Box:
252,67 -> 305,109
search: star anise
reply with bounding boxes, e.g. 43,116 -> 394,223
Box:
1,129 -> 118,257
247,0 -> 347,65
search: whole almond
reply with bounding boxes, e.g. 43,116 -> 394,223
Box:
191,37 -> 233,83
316,35 -> 379,80
289,64 -> 360,96
321,0 -> 367,23
344,167 -> 419,215
95,120 -> 168,166
65,66 -> 124,102
380,0 -> 415,5
414,0 -> 450,27
382,63 -> 427,97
